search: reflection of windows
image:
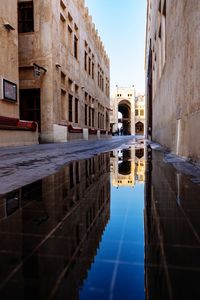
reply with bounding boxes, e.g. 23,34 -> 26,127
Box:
69,163 -> 74,188
135,148 -> 144,159
6,191 -> 20,216
18,1 -> 34,33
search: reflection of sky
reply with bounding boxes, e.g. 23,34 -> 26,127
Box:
80,183 -> 145,300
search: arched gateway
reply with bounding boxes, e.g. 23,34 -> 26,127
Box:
118,100 -> 131,135
110,87 -> 145,136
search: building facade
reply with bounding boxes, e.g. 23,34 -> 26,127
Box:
110,87 -> 145,136
145,0 -> 200,161
0,0 -> 38,146
18,0 -> 110,142
0,0 -> 110,146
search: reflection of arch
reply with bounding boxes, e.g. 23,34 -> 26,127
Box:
135,121 -> 144,135
118,161 -> 131,175
122,149 -> 131,161
118,100 -> 131,135
135,148 -> 144,159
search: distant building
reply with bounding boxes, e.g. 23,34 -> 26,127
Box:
110,86 -> 145,136
0,0 -> 110,146
145,0 -> 200,161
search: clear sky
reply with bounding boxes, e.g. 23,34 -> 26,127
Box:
85,0 -> 147,95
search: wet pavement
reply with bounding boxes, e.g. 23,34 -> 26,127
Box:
0,136 -> 133,195
0,140 -> 200,299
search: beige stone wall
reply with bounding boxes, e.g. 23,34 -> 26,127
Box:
18,0 -> 110,142
0,129 -> 38,147
0,0 -> 19,118
145,0 -> 200,161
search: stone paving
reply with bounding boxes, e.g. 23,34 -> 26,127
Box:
0,136 -> 134,195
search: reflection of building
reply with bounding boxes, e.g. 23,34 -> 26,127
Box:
111,149 -> 135,187
135,147 -> 145,183
144,147 -> 200,299
145,0 -> 200,161
111,145 -> 145,188
0,153 -> 111,299
110,87 -> 145,136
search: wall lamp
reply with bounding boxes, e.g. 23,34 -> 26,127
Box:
33,63 -> 47,77
3,23 -> 15,31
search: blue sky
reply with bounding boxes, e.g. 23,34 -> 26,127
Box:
85,0 -> 147,95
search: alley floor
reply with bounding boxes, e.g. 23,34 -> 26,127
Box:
0,136 -> 135,195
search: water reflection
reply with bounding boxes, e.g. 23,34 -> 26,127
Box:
0,153 -> 111,299
145,147 -> 200,300
111,146 -> 145,188
1,143 -> 199,299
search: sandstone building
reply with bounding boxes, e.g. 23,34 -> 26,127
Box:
110,86 -> 145,136
0,0 -> 38,146
0,0 -> 110,145
145,0 -> 200,161
18,0 -> 110,142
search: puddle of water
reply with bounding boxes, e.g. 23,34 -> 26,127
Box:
0,144 -> 200,299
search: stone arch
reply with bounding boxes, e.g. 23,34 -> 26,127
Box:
118,100 -> 131,135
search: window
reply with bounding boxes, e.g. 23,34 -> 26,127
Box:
92,62 -> 94,79
98,112 -> 100,128
18,1 -> 34,33
85,104 -> 88,125
88,57 -> 91,75
135,109 -> 139,116
89,107 -> 91,126
84,51 -> 87,71
162,0 -> 166,68
68,94 -> 73,122
75,98 -> 78,123
92,108 -> 95,127
68,25 -> 73,52
140,109 -> 144,116
61,72 -> 66,85
74,35 -> 78,59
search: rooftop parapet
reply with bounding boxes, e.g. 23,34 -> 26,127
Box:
77,0 -> 110,67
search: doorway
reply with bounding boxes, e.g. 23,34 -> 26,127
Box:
20,89 -> 41,132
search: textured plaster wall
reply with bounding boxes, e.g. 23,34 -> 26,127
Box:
0,0 -> 19,118
146,0 -> 200,161
18,0 -> 110,142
